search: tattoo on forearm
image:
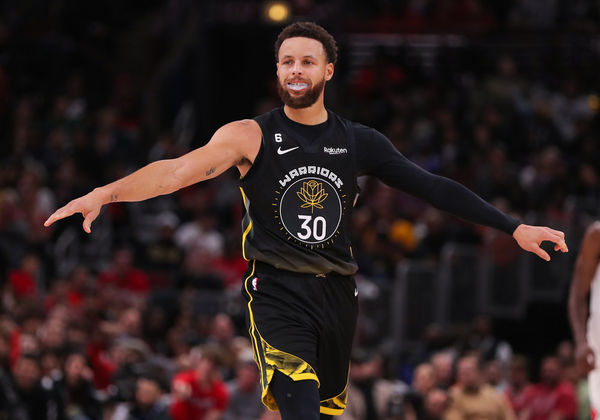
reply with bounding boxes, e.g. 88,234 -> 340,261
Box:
110,193 -> 118,202
206,167 -> 216,176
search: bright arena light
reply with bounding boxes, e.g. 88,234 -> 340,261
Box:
266,2 -> 290,23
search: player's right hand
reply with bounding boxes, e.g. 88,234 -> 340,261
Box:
43,190 -> 104,234
575,342 -> 595,375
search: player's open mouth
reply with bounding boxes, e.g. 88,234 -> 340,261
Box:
287,83 -> 308,91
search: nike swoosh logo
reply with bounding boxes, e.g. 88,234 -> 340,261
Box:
277,146 -> 299,155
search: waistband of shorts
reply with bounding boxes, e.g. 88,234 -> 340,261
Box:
253,260 -> 352,279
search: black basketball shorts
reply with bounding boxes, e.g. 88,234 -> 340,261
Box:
242,260 -> 359,416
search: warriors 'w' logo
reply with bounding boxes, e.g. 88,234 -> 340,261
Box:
297,180 -> 328,213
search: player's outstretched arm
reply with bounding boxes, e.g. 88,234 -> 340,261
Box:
44,120 -> 261,233
568,222 -> 600,374
355,128 -> 569,261
511,224 -> 568,261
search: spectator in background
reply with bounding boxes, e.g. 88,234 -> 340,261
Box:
446,354 -> 515,420
13,163 -> 55,248
58,352 -> 102,420
10,328 -> 42,368
110,338 -> 152,403
523,356 -> 577,420
484,359 -> 509,392
422,388 -> 449,420
111,372 -> 170,420
1,354 -> 65,420
463,316 -> 513,366
222,349 -> 263,420
142,211 -> 184,288
207,313 -> 242,381
340,348 -> 409,420
174,210 -> 224,259
430,351 -> 455,390
40,350 -> 62,382
6,252 -> 43,302
412,363 -> 437,397
550,79 -> 593,144
504,355 -> 535,417
170,345 -> 229,420
44,265 -> 91,312
98,247 -> 150,294
210,233 -> 249,290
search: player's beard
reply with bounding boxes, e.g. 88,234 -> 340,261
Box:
277,77 -> 326,109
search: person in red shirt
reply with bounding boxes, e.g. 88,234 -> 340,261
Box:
170,345 -> 229,420
504,355 -> 536,416
98,246 -> 149,293
8,253 -> 41,299
522,356 -> 577,420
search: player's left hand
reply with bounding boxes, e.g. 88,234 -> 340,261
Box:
512,224 -> 568,261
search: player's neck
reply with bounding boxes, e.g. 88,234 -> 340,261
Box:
283,101 -> 328,126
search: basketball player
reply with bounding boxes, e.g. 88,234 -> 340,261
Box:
568,221 -> 600,417
45,22 -> 568,420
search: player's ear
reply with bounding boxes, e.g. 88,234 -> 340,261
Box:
325,62 -> 334,81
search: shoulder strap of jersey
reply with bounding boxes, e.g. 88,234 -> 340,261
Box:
253,108 -> 281,152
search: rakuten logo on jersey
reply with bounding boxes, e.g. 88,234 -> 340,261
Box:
323,147 -> 348,155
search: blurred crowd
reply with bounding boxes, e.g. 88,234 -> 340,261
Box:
2,0 -> 600,419
341,331 -> 586,420
0,302 -> 590,420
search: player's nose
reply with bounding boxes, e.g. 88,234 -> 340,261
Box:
291,62 -> 302,74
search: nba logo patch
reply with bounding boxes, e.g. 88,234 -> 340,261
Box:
252,277 -> 259,291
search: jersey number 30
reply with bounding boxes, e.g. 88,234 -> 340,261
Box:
297,215 -> 327,241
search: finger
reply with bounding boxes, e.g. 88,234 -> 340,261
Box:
533,245 -> 551,261
551,240 -> 568,252
82,208 -> 100,234
44,207 -> 76,227
554,235 -> 568,252
543,232 -> 568,252
558,239 -> 568,252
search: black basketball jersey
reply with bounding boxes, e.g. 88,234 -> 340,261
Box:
239,107 -> 359,275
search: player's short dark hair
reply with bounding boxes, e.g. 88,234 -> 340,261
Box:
274,22 -> 338,65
